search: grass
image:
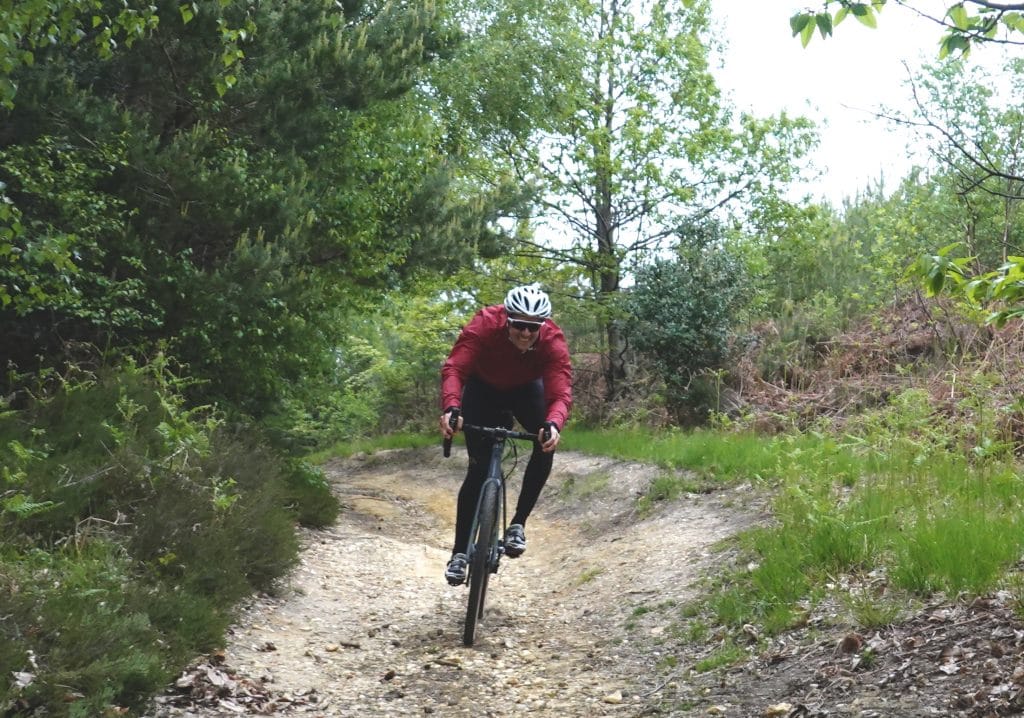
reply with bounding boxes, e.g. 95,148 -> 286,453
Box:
693,642 -> 747,672
567,426 -> 863,487
305,431 -> 436,463
557,470 -> 611,500
567,424 -> 1024,643
575,567 -> 605,585
844,589 -> 906,629
637,474 -> 696,515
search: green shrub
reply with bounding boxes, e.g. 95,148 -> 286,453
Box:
128,436 -> 301,603
0,361 -> 312,715
1,545 -> 175,715
625,226 -> 750,425
282,459 -> 339,528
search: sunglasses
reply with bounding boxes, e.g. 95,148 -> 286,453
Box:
507,318 -> 544,333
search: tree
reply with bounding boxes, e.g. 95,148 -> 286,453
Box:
505,0 -> 815,399
0,2 -> 158,109
895,61 -> 1024,326
790,1 -> 1024,325
792,2 -> 1024,196
903,61 -> 1024,261
0,0 -> 522,416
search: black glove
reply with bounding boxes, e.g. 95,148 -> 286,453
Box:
443,408 -> 461,457
542,421 -> 558,442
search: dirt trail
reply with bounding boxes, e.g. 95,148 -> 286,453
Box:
148,446 -> 755,717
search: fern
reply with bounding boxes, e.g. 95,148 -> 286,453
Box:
1,492 -> 58,518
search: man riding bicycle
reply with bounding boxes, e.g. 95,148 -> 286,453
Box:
439,284 -> 573,585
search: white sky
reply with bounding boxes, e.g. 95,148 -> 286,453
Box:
713,2 -> 1001,205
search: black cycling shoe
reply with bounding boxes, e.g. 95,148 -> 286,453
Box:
445,553 -> 468,585
504,524 -> 526,558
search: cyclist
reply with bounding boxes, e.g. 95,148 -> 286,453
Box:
439,284 -> 573,585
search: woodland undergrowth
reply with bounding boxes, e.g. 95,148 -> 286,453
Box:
0,359 -> 338,717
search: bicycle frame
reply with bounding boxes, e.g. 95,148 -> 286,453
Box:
465,433 -> 511,574
446,421 -> 538,646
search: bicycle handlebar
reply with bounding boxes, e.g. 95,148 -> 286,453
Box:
462,424 -> 539,442
442,417 -> 540,458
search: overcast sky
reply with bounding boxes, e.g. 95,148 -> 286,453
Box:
712,2 -> 970,205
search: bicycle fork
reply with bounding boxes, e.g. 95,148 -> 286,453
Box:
466,446 -> 509,575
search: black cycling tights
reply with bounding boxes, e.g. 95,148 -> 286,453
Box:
452,377 -> 554,554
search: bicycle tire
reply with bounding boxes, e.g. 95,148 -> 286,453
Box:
464,479 -> 499,646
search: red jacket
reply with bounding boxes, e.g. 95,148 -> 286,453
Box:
440,305 -> 573,429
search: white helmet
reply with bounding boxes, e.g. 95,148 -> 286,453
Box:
504,284 -> 552,318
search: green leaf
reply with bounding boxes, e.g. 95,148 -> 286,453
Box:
936,241 -> 963,257
800,19 -> 815,47
1004,12 -> 1024,33
939,34 -> 971,59
2,493 -> 57,518
947,4 -> 969,30
852,5 -> 878,29
816,13 -> 833,39
790,14 -> 811,37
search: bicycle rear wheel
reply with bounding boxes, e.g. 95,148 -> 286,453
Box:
464,480 -> 499,646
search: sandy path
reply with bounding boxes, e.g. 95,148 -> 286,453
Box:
149,446 -> 752,717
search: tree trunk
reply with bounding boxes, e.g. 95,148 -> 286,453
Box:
596,189 -> 625,401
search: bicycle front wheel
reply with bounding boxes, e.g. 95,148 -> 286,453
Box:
464,480 -> 499,646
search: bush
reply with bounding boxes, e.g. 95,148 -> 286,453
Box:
0,360 -> 315,715
1,544 -> 177,716
282,459 -> 339,528
626,233 -> 749,424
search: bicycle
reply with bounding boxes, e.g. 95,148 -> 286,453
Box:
443,410 -> 542,646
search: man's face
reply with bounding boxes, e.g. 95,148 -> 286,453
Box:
506,315 -> 545,351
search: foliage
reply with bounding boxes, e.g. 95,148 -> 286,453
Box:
670,389 -> 1024,637
625,225 -> 750,423
0,360 -> 331,715
566,426 -> 860,487
265,283 -> 473,449
636,474 -> 698,515
551,416 -> 1024,643
0,4 -> 597,709
967,258 -> 1024,326
747,167 -> 989,334
789,1 -> 1024,57
741,201 -> 842,314
0,2 -> 157,108
1,543 -> 187,716
788,7 -> 1024,328
0,0 -> 527,420
279,458 -> 339,528
748,293 -> 845,391
888,59 -> 1024,327
305,432 -> 438,465
909,243 -> 1024,328
489,0 -> 817,398
790,0 -> 884,47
